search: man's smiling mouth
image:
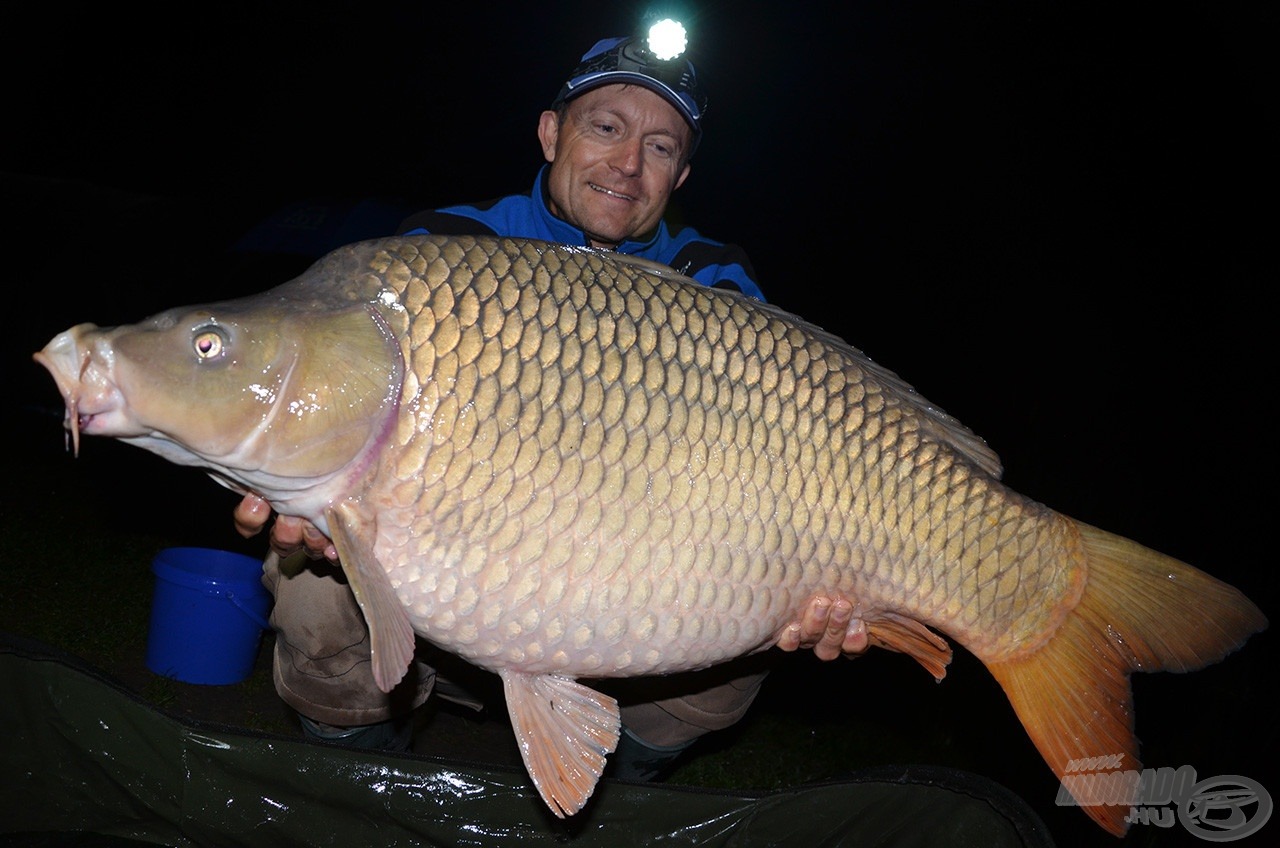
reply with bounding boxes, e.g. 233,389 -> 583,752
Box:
588,183 -> 636,201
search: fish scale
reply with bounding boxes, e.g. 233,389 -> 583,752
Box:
366,237 -> 1086,669
380,242 -> 834,673
35,234 -> 1266,832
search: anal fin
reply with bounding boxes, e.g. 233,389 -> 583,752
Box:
867,611 -> 953,681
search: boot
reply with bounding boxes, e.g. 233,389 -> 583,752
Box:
606,726 -> 695,782
298,714 -> 414,753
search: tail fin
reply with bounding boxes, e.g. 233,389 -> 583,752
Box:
985,520 -> 1267,837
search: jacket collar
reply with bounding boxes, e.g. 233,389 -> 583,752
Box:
532,165 -> 665,253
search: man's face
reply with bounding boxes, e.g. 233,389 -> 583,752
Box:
538,84 -> 693,248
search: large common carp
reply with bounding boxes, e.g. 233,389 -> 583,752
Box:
35,234 -> 1266,836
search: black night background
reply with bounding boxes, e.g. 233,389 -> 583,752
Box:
2,2 -> 1275,846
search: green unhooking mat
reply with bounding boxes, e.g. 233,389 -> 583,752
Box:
1,635 -> 1054,847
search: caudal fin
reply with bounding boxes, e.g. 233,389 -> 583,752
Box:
985,520 -> 1267,838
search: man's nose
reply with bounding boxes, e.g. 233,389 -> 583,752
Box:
609,139 -> 643,175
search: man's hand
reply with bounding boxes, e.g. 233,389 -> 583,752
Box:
234,494 -> 338,561
776,597 -> 869,660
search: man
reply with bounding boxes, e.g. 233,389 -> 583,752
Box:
235,32 -> 867,777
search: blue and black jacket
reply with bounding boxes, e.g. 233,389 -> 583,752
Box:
397,165 -> 765,301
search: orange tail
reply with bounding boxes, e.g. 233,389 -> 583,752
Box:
985,520 -> 1267,838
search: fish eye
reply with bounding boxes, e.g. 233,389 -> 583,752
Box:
193,326 -> 228,360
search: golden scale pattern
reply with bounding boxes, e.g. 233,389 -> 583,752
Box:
349,236 -> 1080,674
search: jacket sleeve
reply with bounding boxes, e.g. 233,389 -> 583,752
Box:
396,209 -> 501,237
668,240 -> 767,302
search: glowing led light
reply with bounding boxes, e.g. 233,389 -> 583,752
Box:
646,19 -> 687,61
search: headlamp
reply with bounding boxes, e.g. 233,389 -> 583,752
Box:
645,19 -> 688,61
550,20 -> 707,155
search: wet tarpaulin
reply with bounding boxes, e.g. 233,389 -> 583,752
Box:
2,636 -> 1054,848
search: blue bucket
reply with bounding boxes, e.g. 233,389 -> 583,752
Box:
145,547 -> 272,685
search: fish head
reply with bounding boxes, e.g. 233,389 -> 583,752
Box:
34,289 -> 404,511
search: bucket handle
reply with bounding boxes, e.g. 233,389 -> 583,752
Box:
222,590 -> 272,631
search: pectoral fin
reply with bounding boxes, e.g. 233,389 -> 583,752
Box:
500,670 -> 620,818
327,502 -> 416,694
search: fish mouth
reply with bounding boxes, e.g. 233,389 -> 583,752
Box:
64,400 -> 125,447
588,182 -> 636,202
33,346 -> 84,456
33,329 -> 129,457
